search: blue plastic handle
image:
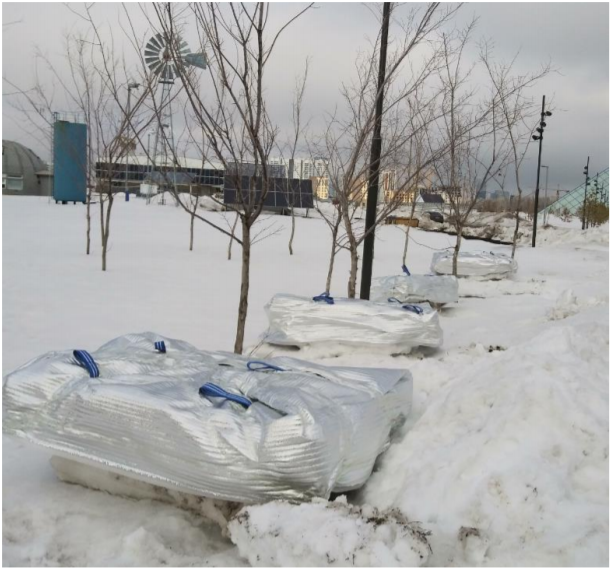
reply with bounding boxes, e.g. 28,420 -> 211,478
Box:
313,292 -> 335,305
199,383 -> 252,409
247,360 -> 285,372
73,350 -> 100,378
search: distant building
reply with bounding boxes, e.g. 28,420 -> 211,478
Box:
311,176 -> 330,200
416,190 -> 444,211
96,155 -> 225,194
2,140 -> 53,196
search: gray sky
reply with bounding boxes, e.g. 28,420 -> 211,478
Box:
2,2 -> 608,193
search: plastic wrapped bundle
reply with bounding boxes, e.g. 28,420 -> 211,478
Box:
431,250 -> 517,280
3,332 -> 412,503
371,268 -> 458,306
265,293 -> 443,350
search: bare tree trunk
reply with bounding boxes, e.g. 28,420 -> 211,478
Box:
102,194 -> 114,272
86,188 -> 92,255
288,206 -> 295,255
402,199 -> 418,265
234,220 -> 251,354
189,211 -> 195,251
227,212 -> 239,261
402,229 -> 409,266
452,229 -> 462,277
347,247 -> 359,298
511,192 -> 522,258
99,193 -> 105,269
325,223 -> 340,294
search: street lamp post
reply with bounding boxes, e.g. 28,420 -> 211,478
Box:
531,95 -> 552,247
125,82 -> 141,201
582,157 -> 590,230
541,165 -> 549,226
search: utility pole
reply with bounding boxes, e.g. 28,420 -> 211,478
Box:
582,157 -> 590,230
360,1 -> 391,300
531,95 -> 552,248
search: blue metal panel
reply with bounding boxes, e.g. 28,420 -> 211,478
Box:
53,121 -> 87,202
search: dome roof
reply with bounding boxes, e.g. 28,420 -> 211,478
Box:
2,140 -> 47,176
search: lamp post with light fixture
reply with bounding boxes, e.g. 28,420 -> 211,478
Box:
531,95 -> 552,247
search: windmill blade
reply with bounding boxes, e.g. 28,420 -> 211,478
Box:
147,34 -> 164,52
150,61 -> 166,77
185,52 -> 207,70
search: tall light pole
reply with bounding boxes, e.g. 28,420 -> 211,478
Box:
360,1 -> 391,300
541,165 -> 549,226
531,95 -> 552,247
124,82 -> 141,201
582,157 -> 590,230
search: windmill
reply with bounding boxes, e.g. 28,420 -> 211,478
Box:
144,32 -> 206,203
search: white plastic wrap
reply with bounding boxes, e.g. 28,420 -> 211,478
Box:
3,332 -> 412,503
265,294 -> 443,350
371,274 -> 459,305
431,250 -> 517,279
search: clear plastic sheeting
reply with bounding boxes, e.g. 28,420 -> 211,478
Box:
371,274 -> 459,305
265,294 -> 443,350
3,332 -> 412,504
431,250 -> 518,280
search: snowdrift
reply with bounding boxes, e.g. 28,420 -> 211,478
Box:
363,313 -> 609,566
371,272 -> 459,306
3,332 -> 412,503
229,497 -> 432,567
264,294 -> 443,352
431,250 -> 517,280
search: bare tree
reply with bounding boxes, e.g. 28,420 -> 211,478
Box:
146,2 -> 313,353
314,3 -> 461,297
480,43 -> 551,258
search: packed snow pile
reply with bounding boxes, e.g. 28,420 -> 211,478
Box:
371,271 -> 459,306
519,222 -> 609,247
547,288 -> 609,321
459,277 -> 545,299
363,313 -> 609,566
199,195 -> 225,212
431,250 -> 517,280
3,332 -> 412,503
264,293 -> 443,352
228,497 -> 432,567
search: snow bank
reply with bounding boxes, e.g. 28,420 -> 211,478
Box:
519,223 -> 609,247
228,497 -> 431,567
363,312 -> 609,566
199,195 -> 225,212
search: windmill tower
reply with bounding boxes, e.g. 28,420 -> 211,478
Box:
144,32 -> 206,203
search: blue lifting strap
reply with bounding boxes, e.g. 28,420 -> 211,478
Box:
247,360 -> 285,372
313,292 -> 334,304
73,350 -> 100,378
402,264 -> 411,276
154,341 -> 166,353
199,383 -> 252,409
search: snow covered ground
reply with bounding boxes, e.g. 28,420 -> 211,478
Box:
3,196 -> 608,566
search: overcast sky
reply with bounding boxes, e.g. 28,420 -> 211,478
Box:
2,2 -> 608,193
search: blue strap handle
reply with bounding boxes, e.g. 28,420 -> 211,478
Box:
73,350 -> 100,378
402,264 -> 411,276
154,341 -> 166,353
387,297 -> 401,303
247,360 -> 285,372
313,292 -> 334,304
199,383 -> 251,409
402,304 -> 423,315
